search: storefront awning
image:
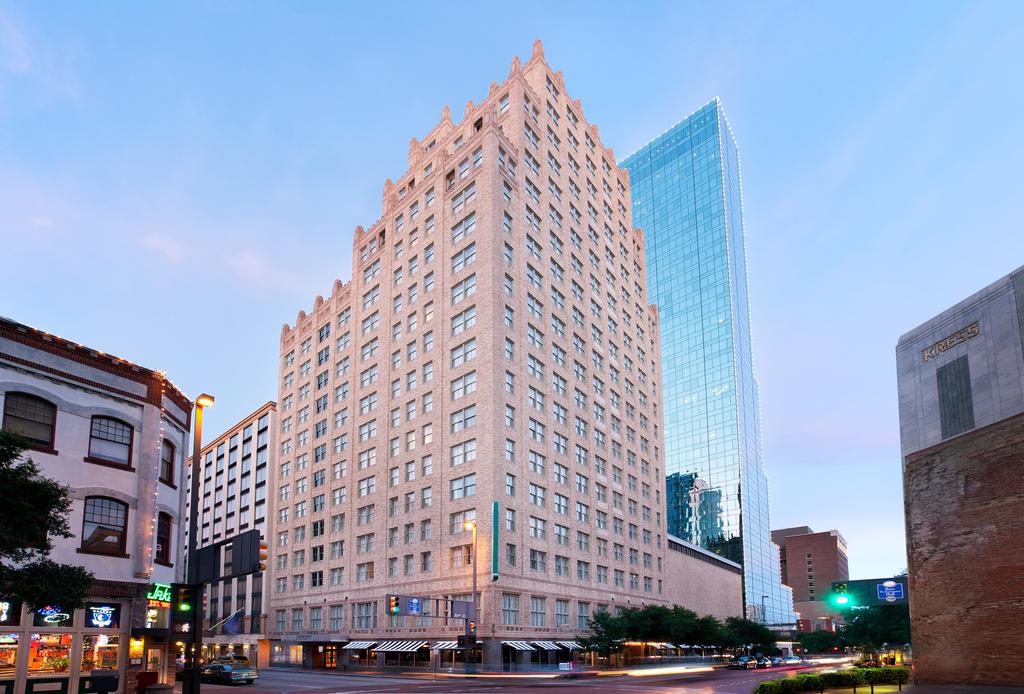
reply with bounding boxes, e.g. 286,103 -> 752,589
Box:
502,640 -> 536,651
374,640 -> 429,652
532,641 -> 561,650
432,640 -> 459,650
558,641 -> 583,650
342,640 -> 377,650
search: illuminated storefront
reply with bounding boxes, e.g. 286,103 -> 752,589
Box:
0,598 -> 129,694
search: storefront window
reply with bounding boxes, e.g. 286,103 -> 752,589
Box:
0,634 -> 18,677
270,644 -> 303,665
0,600 -> 21,627
33,606 -> 73,628
86,603 -> 122,629
28,633 -> 73,676
81,634 -> 120,673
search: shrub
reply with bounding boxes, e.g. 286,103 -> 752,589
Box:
793,673 -> 824,691
820,669 -> 867,688
753,681 -> 785,694
863,667 -> 910,684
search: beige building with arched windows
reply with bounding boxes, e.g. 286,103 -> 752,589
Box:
0,317 -> 192,694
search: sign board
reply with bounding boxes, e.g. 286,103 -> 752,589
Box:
830,577 -> 908,607
877,581 -> 905,602
451,600 -> 476,620
407,598 -> 422,615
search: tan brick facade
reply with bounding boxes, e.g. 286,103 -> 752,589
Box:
267,41 -> 739,668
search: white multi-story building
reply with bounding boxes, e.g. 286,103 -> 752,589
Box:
187,402 -> 275,667
266,41 -> 741,672
0,317 -> 192,692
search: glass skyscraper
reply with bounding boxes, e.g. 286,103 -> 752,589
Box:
622,99 -> 795,625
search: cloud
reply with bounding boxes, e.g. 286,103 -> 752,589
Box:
141,233 -> 187,262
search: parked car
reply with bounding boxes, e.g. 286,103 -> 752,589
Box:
771,657 -> 785,667
731,655 -> 758,669
756,655 -> 773,668
200,663 -> 260,685
214,655 -> 251,665
784,655 -> 804,666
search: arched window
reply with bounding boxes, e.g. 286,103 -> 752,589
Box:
88,417 -> 133,467
81,497 -> 128,556
160,439 -> 175,485
155,512 -> 172,565
2,392 -> 57,450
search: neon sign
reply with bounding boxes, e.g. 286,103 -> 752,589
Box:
88,603 -> 120,629
147,583 -> 172,608
37,605 -> 71,624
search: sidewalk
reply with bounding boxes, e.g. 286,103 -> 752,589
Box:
819,687 -> 1024,694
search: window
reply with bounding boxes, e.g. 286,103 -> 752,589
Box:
159,439 -> 176,485
155,512 -> 172,564
2,392 -> 57,449
501,593 -> 519,625
88,416 -> 133,467
81,497 -> 128,556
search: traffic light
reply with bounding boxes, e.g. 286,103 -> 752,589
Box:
173,584 -> 195,614
258,540 -> 269,572
388,595 -> 401,614
831,582 -> 852,608
468,620 -> 476,633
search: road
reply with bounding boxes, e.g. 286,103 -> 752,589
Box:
189,663 -> 815,694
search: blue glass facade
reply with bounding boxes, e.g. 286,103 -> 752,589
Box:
622,100 -> 795,625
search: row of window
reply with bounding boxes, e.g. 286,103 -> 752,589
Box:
2,392 -> 178,484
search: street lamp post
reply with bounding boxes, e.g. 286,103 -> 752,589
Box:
464,520 -> 478,674
184,393 -> 214,694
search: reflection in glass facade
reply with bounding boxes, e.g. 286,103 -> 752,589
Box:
623,100 -> 795,625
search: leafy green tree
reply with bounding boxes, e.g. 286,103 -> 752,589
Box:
618,604 -> 673,642
725,617 -> 777,653
666,606 -> 699,647
843,605 -> 910,650
0,432 -> 93,610
798,628 -> 845,653
579,609 -> 626,665
688,615 -> 725,657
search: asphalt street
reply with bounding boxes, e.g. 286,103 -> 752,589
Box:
186,663 -> 815,694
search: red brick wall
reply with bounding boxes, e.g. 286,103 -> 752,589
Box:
903,412 -> 1024,685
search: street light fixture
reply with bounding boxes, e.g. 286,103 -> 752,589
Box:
184,393 -> 213,694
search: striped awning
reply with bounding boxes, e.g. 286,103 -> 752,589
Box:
375,640 -> 429,652
558,641 -> 583,650
502,640 -> 536,651
342,641 -> 377,650
432,641 -> 459,650
533,641 -> 561,650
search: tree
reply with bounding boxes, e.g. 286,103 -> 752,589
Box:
688,615 -> 725,657
724,617 -> 777,653
666,606 -> 699,647
843,605 -> 910,651
0,432 -> 93,610
579,610 -> 626,665
798,628 -> 845,653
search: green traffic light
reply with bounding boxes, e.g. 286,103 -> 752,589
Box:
835,595 -> 850,605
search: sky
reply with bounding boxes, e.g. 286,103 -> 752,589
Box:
2,1 -> 1023,581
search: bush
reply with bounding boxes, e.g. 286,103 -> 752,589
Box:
753,681 -> 785,694
820,669 -> 867,687
863,667 -> 910,684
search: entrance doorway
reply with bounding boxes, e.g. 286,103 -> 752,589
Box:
323,645 -> 337,669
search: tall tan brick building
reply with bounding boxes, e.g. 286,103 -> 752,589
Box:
267,41 -> 740,672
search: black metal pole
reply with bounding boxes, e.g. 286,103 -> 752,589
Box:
184,398 -> 210,694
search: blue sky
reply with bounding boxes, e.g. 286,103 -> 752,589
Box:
2,1 -> 1022,580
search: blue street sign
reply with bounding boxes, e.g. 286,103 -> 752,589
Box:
877,581 -> 905,602
408,598 -> 421,615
